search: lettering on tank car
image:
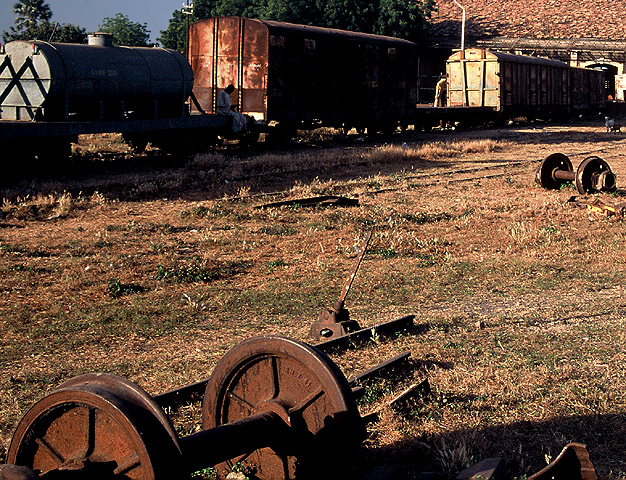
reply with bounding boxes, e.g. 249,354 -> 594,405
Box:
250,63 -> 262,71
75,80 -> 96,90
89,69 -> 119,77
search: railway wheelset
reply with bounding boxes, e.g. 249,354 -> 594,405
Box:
0,333 -> 603,479
535,153 -> 617,194
3,336 -> 365,480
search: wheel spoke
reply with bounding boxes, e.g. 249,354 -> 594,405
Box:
35,436 -> 65,465
289,388 -> 324,416
114,453 -> 141,475
270,356 -> 280,399
227,391 -> 256,413
84,407 -> 96,458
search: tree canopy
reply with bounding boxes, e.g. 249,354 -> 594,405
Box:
159,0 -> 435,51
2,0 -> 86,43
12,0 -> 51,31
99,13 -> 151,47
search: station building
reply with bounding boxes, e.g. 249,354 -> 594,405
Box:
425,0 -> 626,101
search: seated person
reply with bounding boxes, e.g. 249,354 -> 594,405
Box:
217,84 -> 247,133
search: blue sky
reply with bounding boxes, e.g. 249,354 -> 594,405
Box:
0,0 -> 187,43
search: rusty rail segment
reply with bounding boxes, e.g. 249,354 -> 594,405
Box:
255,195 -> 359,209
347,351 -> 411,386
315,314 -> 415,352
361,379 -> 431,425
154,315 -> 415,412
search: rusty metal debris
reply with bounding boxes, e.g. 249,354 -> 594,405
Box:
4,333 -> 431,480
255,195 -> 359,209
568,195 -> 626,216
347,351 -> 411,386
528,443 -> 597,480
388,379 -> 431,411
535,153 -> 617,194
315,314 -> 415,352
6,336 -> 364,480
309,232 -> 372,341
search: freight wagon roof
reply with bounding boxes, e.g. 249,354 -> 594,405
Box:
448,49 -> 569,67
204,17 -> 417,48
429,0 -> 626,45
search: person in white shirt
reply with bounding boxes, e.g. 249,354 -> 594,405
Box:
216,84 -> 247,133
433,76 -> 447,107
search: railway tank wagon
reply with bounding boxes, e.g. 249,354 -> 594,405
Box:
188,16 -> 418,135
0,33 -> 231,160
0,34 -> 193,122
446,49 -> 605,119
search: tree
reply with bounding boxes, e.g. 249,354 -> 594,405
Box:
12,0 -> 51,31
374,0 -> 435,40
2,0 -> 86,44
159,0 -> 218,52
158,0 -> 435,52
3,21 -> 86,43
158,9 -> 188,51
99,13 -> 151,46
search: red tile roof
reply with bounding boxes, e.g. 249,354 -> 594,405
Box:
429,0 -> 626,44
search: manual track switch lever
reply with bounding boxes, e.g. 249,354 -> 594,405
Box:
310,231 -> 373,340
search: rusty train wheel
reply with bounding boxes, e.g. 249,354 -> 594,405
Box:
576,156 -> 616,194
8,373 -> 182,480
535,152 -> 573,190
202,335 -> 363,480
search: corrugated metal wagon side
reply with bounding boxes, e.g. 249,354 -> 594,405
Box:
446,49 -> 577,119
189,16 -> 418,134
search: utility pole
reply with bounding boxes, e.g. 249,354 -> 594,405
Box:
182,1 -> 194,59
452,0 -> 466,52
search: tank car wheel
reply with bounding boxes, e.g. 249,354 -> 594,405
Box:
535,153 -> 573,190
123,133 -> 149,154
35,137 -> 73,166
8,373 -> 182,480
576,156 -> 617,194
202,335 -> 363,480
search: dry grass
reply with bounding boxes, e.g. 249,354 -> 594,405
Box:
2,121 -> 626,478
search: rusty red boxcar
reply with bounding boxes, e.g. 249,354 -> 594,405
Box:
188,16 -> 418,134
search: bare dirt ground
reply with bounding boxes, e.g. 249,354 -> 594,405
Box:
2,117 -> 626,479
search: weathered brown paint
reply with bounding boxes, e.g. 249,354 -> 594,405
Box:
189,16 -> 417,131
